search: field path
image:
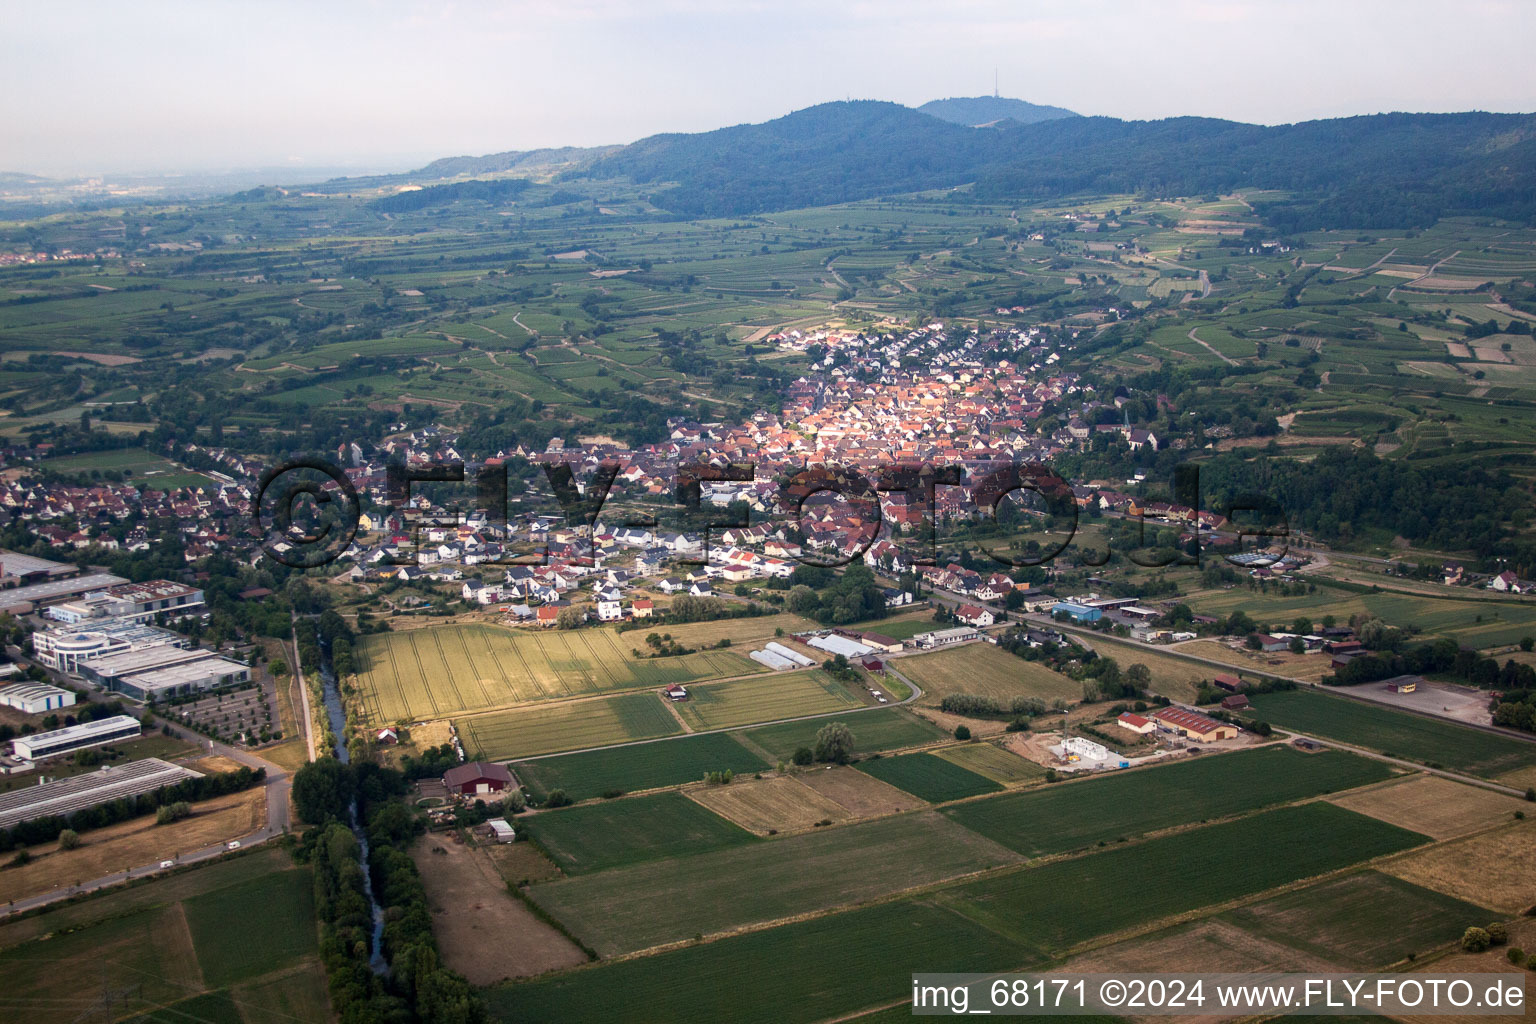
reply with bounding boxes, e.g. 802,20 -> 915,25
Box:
1187,325 -> 1237,365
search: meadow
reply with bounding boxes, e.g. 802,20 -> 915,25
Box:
896,642 -> 1084,705
514,732 -> 770,802
488,898 -> 1035,1024
0,849 -> 325,1024
355,623 -> 760,723
942,744 -> 1397,857
518,791 -> 756,874
934,741 -> 1049,785
526,810 -> 1021,955
458,692 -> 682,760
672,670 -> 863,730
1248,689 -> 1536,778
737,705 -> 945,761
856,751 -> 1002,802
938,802 -> 1428,955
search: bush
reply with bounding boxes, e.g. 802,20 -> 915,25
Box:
1005,717 -> 1031,732
1461,927 -> 1491,953
1487,921 -> 1508,945
1508,947 -> 1525,965
57,829 -> 80,850
1044,769 -> 1058,783
543,789 -> 572,809
791,747 -> 813,766
954,725 -> 971,741
156,801 -> 192,825
6,849 -> 31,869
1526,787 -> 1535,802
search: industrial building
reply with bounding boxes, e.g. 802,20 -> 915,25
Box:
0,572 -> 129,616
43,580 -> 205,625
0,681 -> 77,715
11,714 -> 142,761
79,646 -> 251,701
0,757 -> 201,830
33,618 -> 188,675
1151,706 -> 1239,743
911,626 -> 979,649
1050,601 -> 1103,623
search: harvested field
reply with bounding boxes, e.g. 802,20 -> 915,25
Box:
527,810 -> 1023,955
0,787 -> 266,904
897,642 -> 1082,705
1063,917 -> 1339,977
1327,774 -> 1526,839
796,764 -> 928,818
1220,871 -> 1494,970
673,670 -> 863,731
686,775 -> 853,833
1382,819 -> 1536,913
935,742 -> 1049,785
410,836 -> 587,984
356,622 -> 760,723
458,692 -> 682,760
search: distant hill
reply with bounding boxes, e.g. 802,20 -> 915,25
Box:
410,145 -> 620,180
918,96 -> 1077,126
575,101 -> 1536,229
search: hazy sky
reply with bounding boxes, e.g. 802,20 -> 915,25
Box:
7,0 -> 1535,176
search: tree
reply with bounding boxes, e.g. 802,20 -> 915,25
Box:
954,725 -> 971,741
1486,922 -> 1508,945
555,606 -> 586,630
1461,927 -> 1491,953
544,789 -> 572,808
1522,636 -> 1534,652
813,721 -> 854,764
1288,636 -> 1306,655
791,746 -> 813,766
1125,663 -> 1152,691
57,829 -> 81,850
292,758 -> 354,824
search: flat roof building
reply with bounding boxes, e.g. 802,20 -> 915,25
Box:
34,618 -> 188,675
115,653 -> 251,701
77,644 -> 212,688
0,573 -> 128,616
912,626 -> 980,649
11,715 -> 142,761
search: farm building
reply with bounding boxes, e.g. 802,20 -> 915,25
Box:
0,757 -> 201,829
443,761 -> 514,796
1384,677 -> 1420,693
807,633 -> 874,659
377,727 -> 399,744
665,685 -> 689,701
1220,694 -> 1251,711
0,681 -> 77,714
1116,712 -> 1154,734
763,642 -> 815,667
11,714 -> 142,761
1251,634 -> 1289,653
750,649 -> 798,671
855,632 -> 903,654
1213,674 -> 1243,692
486,817 -> 516,843
911,626 -> 979,649
1150,706 -> 1238,743
1050,602 -> 1102,623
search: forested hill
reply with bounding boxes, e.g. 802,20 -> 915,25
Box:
576,101 -> 1536,228
917,95 -> 1078,126
410,144 -> 620,180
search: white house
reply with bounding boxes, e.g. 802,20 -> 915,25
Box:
596,597 -> 622,621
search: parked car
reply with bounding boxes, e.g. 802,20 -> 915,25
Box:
226,840 -> 241,850
159,859 -> 175,869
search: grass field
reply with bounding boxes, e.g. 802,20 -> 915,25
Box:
897,642 -> 1084,705
1382,818 -> 1536,913
515,732 -> 770,802
1249,689 -> 1536,778
1220,871 -> 1494,969
673,670 -> 863,730
459,692 -> 682,760
856,751 -> 1003,802
934,742 -> 1049,785
0,849 -> 321,1024
737,706 -> 945,761
520,791 -> 756,873
527,810 -> 1022,955
938,802 -> 1429,955
356,623 -> 761,723
38,446 -> 217,489
488,897 -> 1035,1024
943,744 -> 1397,858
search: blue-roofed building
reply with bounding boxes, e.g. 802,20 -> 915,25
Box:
1051,601 -> 1103,623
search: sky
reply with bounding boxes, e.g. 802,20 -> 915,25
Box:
6,0 -> 1536,177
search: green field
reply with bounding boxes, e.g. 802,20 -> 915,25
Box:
1220,870 -> 1494,969
527,810 -> 1022,955
857,751 -> 1003,802
0,848 -> 324,1024
356,623 -> 761,723
515,732 -> 771,802
738,706 -> 946,761
673,670 -> 863,730
489,897 -> 1035,1024
934,742 -> 1049,785
943,744 -> 1396,857
1250,689 -> 1536,778
520,791 -> 756,873
459,692 -> 682,760
938,803 -> 1429,955
39,446 -> 217,489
